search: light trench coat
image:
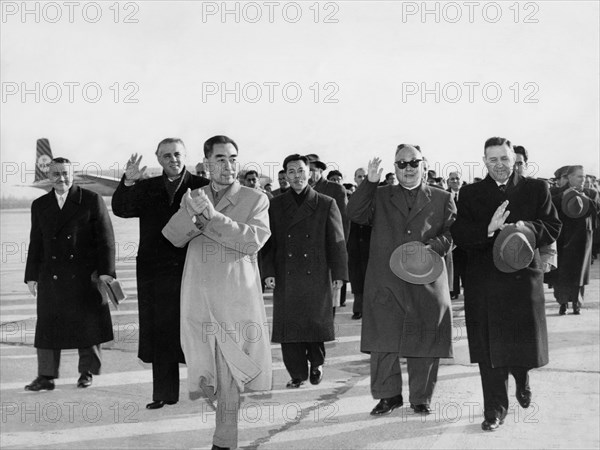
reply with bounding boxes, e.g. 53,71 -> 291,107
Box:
162,182 -> 272,396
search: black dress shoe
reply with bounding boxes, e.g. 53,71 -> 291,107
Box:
351,313 -> 362,320
146,400 -> 178,409
370,394 -> 403,416
286,379 -> 304,388
516,386 -> 532,408
77,372 -> 93,388
481,417 -> 504,431
309,365 -> 323,385
211,445 -> 230,450
410,403 -> 432,414
25,376 -> 55,391
450,293 -> 459,300
573,302 -> 581,315
559,304 -> 567,315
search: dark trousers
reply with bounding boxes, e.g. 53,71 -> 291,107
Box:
152,362 -> 180,402
353,293 -> 363,314
451,248 -> 466,296
370,352 -> 440,405
478,363 -> 530,421
37,346 -> 101,379
340,283 -> 347,306
281,342 -> 326,381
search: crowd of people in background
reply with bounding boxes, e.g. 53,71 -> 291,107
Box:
23,136 -> 599,449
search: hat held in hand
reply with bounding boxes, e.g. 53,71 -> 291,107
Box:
493,222 -> 536,273
561,189 -> 589,219
389,241 -> 444,285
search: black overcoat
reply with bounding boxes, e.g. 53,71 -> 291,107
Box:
262,187 -> 348,343
111,171 -> 208,363
24,186 -> 115,349
451,174 -> 562,368
552,185 -> 600,288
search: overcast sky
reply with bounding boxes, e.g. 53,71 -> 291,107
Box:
1,1 -> 599,196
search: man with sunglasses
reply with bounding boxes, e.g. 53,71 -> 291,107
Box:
347,144 -> 456,417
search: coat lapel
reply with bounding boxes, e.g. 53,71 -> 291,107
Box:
406,184 -> 432,223
214,181 -> 241,212
287,187 -> 318,229
54,185 -> 83,234
389,185 -> 409,218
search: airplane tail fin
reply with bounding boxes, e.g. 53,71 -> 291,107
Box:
35,138 -> 53,182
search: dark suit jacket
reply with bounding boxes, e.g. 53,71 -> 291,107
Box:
451,173 -> 562,368
111,170 -> 208,363
25,185 -> 115,349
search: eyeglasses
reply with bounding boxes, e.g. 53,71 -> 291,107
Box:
395,159 -> 422,169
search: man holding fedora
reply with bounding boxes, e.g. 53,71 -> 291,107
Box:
347,145 -> 455,416
551,165 -> 600,315
451,137 -> 561,431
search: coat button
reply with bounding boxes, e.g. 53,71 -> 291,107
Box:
66,235 -> 72,239
69,254 -> 74,259
288,253 -> 293,258
287,234 -> 291,238
287,271 -> 291,275
306,234 -> 310,238
307,270 -> 311,274
304,253 -> 308,258
407,230 -> 412,234
51,256 -> 56,260
52,275 -> 58,280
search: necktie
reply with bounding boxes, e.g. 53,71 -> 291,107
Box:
454,192 -> 458,203
58,195 -> 65,209
498,184 -> 506,193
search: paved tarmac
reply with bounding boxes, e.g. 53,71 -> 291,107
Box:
1,256 -> 598,449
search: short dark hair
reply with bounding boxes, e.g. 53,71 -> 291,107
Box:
513,145 -> 528,162
283,154 -> 309,171
50,157 -> 71,165
385,172 -> 395,180
155,138 -> 185,155
245,170 -> 258,179
203,135 -> 238,158
327,170 -> 343,180
484,137 -> 512,154
278,169 -> 286,175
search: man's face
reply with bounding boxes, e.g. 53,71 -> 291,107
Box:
354,168 -> 366,186
245,173 -> 260,189
386,174 -> 396,185
157,142 -> 186,178
448,172 -> 461,191
568,168 -> 586,190
309,163 -> 322,184
329,174 -> 342,184
286,160 -> 309,193
48,162 -> 74,194
278,172 -> 289,189
558,173 -> 570,187
483,145 -> 515,183
514,154 -> 527,176
205,143 -> 238,187
395,146 -> 423,189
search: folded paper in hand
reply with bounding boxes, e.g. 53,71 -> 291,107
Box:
92,274 -> 126,309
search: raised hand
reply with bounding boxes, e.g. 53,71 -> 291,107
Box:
488,200 -> 510,235
124,153 -> 147,181
367,157 -> 384,183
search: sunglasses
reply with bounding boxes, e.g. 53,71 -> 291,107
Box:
395,159 -> 422,169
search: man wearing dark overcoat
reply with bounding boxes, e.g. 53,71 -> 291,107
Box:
447,171 -> 466,299
112,138 -> 208,409
262,154 -> 348,388
551,164 -> 600,315
451,137 -> 562,431
24,157 -> 115,391
347,145 -> 456,416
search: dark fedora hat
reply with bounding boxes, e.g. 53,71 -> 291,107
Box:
389,241 -> 444,285
561,189 -> 590,219
493,223 -> 536,273
305,154 -> 327,171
